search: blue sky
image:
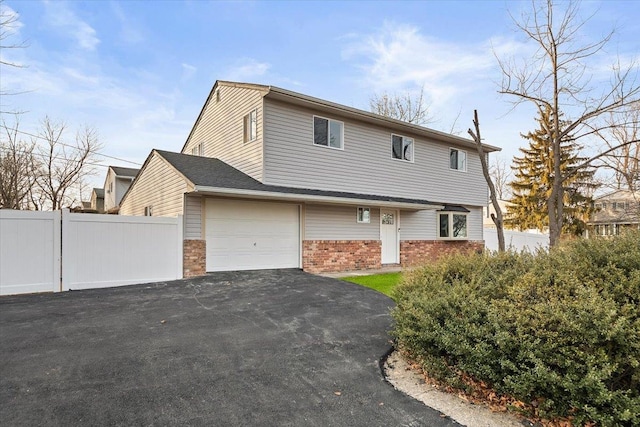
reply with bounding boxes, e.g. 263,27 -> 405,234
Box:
1,0 -> 639,190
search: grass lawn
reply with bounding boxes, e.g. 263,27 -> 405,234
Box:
340,272 -> 402,298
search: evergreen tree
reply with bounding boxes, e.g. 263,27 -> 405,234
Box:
507,107 -> 595,235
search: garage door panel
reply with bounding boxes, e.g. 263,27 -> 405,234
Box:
205,199 -> 300,272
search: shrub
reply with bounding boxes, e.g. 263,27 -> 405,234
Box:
391,231 -> 640,426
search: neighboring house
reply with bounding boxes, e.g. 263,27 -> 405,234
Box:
120,81 -> 500,276
103,166 -> 139,214
586,189 -> 640,237
482,199 -> 511,228
91,187 -> 104,213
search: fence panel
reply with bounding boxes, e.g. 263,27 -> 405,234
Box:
0,210 -> 61,296
484,228 -> 549,252
61,211 -> 183,291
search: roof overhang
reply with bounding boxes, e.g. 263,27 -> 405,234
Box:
192,186 -> 443,210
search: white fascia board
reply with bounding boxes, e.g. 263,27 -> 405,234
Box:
193,185 -> 443,211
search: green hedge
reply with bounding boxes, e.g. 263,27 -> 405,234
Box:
392,231 -> 640,426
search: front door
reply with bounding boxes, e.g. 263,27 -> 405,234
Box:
380,209 -> 399,264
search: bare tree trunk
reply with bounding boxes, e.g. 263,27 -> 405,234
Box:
468,110 -> 505,252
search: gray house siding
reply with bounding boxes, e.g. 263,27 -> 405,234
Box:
304,204 -> 380,240
183,84 -> 265,181
399,210 -> 437,241
184,195 -> 203,239
263,99 -> 488,207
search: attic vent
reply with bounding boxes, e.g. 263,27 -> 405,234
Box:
215,88 -> 220,102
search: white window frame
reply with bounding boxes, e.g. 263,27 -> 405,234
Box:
449,148 -> 467,172
144,206 -> 153,217
391,134 -> 414,162
191,143 -> 203,156
243,109 -> 258,143
357,207 -> 371,223
313,115 -> 344,150
437,212 -> 468,240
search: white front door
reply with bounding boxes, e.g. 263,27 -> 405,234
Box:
380,209 -> 399,264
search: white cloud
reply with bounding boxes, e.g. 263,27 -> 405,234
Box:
181,63 -> 197,82
342,22 -> 505,107
44,1 -> 100,51
110,2 -> 144,44
223,58 -> 271,82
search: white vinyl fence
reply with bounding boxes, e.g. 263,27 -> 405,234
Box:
484,228 -> 550,252
1,209 -> 183,296
0,210 -> 61,296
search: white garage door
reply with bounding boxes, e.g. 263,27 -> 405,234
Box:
205,198 -> 300,271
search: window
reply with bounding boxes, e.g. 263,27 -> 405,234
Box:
438,212 -> 468,239
357,207 -> 370,223
313,116 -> 343,149
243,109 -> 257,142
391,134 -> 414,162
381,213 -> 394,225
191,143 -> 203,156
450,148 -> 467,171
144,206 -> 153,217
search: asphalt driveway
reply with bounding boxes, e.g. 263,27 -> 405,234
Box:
0,269 -> 459,426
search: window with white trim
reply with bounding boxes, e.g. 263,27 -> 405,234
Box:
357,207 -> 370,223
191,143 -> 203,156
243,109 -> 258,142
144,206 -> 153,217
391,134 -> 414,162
313,116 -> 343,149
450,148 -> 467,171
438,212 -> 468,239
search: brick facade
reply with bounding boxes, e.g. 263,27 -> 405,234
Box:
400,240 -> 484,267
183,239 -> 206,278
303,240 -> 382,273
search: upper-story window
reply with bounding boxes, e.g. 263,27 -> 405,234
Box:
391,134 -> 414,162
313,116 -> 343,149
191,143 -> 203,156
243,109 -> 258,143
450,148 -> 467,171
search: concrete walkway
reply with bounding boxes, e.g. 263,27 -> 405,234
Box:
0,269 -> 458,426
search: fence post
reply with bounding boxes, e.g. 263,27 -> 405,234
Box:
53,210 -> 62,292
177,214 -> 184,279
60,208 -> 70,291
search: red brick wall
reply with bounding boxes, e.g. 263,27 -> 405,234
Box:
400,240 -> 484,267
183,239 -> 206,278
303,240 -> 381,273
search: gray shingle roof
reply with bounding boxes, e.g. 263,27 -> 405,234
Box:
156,150 -> 440,207
110,166 -> 140,177
92,188 -> 104,197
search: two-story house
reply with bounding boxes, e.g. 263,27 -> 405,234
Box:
103,166 -> 140,214
119,81 -> 500,276
587,189 -> 640,237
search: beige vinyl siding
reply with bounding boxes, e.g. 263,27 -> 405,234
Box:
399,210 -> 437,240
103,170 -> 116,212
183,85 -> 264,181
304,204 -> 380,240
263,99 -> 487,207
184,195 -> 202,239
119,152 -> 189,217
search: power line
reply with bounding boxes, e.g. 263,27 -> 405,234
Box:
0,146 -> 114,170
1,126 -> 143,166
